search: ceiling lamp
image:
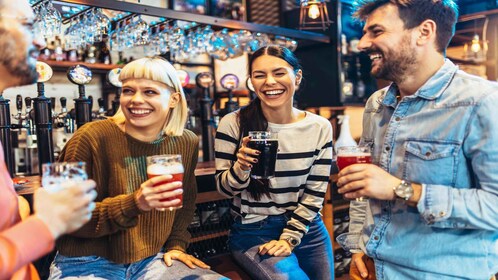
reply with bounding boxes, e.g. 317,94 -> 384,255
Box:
299,0 -> 331,30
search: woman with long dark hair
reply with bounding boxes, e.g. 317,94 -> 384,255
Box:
215,46 -> 334,279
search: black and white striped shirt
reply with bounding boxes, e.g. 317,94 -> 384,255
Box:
214,111 -> 333,244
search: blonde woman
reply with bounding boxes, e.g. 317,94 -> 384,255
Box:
49,57 -> 226,279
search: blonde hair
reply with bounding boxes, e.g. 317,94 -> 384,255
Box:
111,57 -> 188,136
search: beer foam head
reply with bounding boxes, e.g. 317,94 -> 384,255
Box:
147,163 -> 184,175
337,152 -> 370,157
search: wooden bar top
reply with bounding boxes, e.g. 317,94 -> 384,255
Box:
15,161 -> 217,196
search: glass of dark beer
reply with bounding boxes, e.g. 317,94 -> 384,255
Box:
247,131 -> 278,179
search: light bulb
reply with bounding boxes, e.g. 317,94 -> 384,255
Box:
308,4 -> 320,20
471,34 -> 481,53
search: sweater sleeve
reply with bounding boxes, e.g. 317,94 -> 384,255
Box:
164,133 -> 199,252
281,118 -> 333,243
58,125 -> 145,238
0,216 -> 55,279
214,112 -> 251,198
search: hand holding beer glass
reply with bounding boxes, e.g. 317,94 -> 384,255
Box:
146,154 -> 184,211
247,131 -> 279,179
336,146 -> 372,201
42,162 -> 88,192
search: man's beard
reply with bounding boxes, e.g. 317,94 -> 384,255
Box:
371,36 -> 417,84
0,46 -> 39,86
11,52 -> 38,86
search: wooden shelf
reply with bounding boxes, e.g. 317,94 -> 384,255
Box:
191,230 -> 229,243
39,60 -> 121,74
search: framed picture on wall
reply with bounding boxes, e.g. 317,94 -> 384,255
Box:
173,0 -> 208,14
210,0 -> 246,21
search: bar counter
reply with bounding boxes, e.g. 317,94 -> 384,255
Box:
14,160 -> 225,203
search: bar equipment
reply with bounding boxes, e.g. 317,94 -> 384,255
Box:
32,61 -> 55,173
67,65 -> 93,129
53,97 -> 75,159
107,68 -> 122,116
246,77 -> 256,100
219,73 -> 239,117
196,72 -> 215,162
11,95 -> 37,176
0,92 -> 15,176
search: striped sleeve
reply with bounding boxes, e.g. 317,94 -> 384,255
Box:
214,112 -> 250,198
280,116 -> 333,243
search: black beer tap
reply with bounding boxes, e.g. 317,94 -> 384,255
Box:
107,68 -> 122,116
12,95 -> 24,129
33,61 -> 55,172
67,65 -> 93,129
24,97 -> 35,136
97,97 -> 106,119
195,72 -> 216,162
246,77 -> 257,101
58,97 -> 75,134
219,74 -> 240,117
0,93 -> 15,176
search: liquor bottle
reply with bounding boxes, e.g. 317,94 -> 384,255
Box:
188,208 -> 202,234
54,38 -> 66,62
334,115 -> 357,153
85,46 -> 97,64
98,37 -> 112,65
341,61 -> 354,103
354,56 -> 366,99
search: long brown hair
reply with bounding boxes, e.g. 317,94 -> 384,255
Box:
239,45 -> 302,200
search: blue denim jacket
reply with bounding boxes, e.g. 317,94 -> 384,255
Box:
337,60 -> 498,279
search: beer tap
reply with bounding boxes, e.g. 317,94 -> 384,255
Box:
107,68 -> 122,116
219,74 -> 240,117
24,97 -> 36,148
246,77 -> 257,101
0,92 -> 15,176
58,97 -> 75,134
24,97 -> 34,133
67,65 -> 93,129
96,97 -> 106,119
12,95 -> 24,129
195,72 -> 215,162
50,97 -> 56,117
33,61 -> 55,172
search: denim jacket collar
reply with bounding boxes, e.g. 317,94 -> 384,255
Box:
381,59 -> 458,108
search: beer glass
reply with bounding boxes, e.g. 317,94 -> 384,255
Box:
336,146 -> 372,201
247,131 -> 278,179
146,154 -> 184,211
42,162 -> 88,193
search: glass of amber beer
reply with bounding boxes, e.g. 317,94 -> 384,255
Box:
146,154 -> 184,211
336,146 -> 372,201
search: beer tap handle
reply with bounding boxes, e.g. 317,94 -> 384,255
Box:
50,97 -> 57,118
60,97 -> 67,113
25,97 -> 32,111
16,95 -> 23,112
98,97 -> 105,113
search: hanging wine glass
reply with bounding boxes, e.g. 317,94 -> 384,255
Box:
133,15 -> 150,46
44,0 -> 62,38
94,8 -> 111,41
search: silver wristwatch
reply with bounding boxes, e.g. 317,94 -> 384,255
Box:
284,237 -> 300,247
393,180 -> 414,200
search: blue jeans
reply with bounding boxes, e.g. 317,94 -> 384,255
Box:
229,214 -> 334,280
48,252 -> 228,280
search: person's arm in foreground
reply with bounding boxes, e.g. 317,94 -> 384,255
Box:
0,182 -> 96,279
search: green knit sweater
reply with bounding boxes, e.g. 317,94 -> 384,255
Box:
55,119 -> 199,264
